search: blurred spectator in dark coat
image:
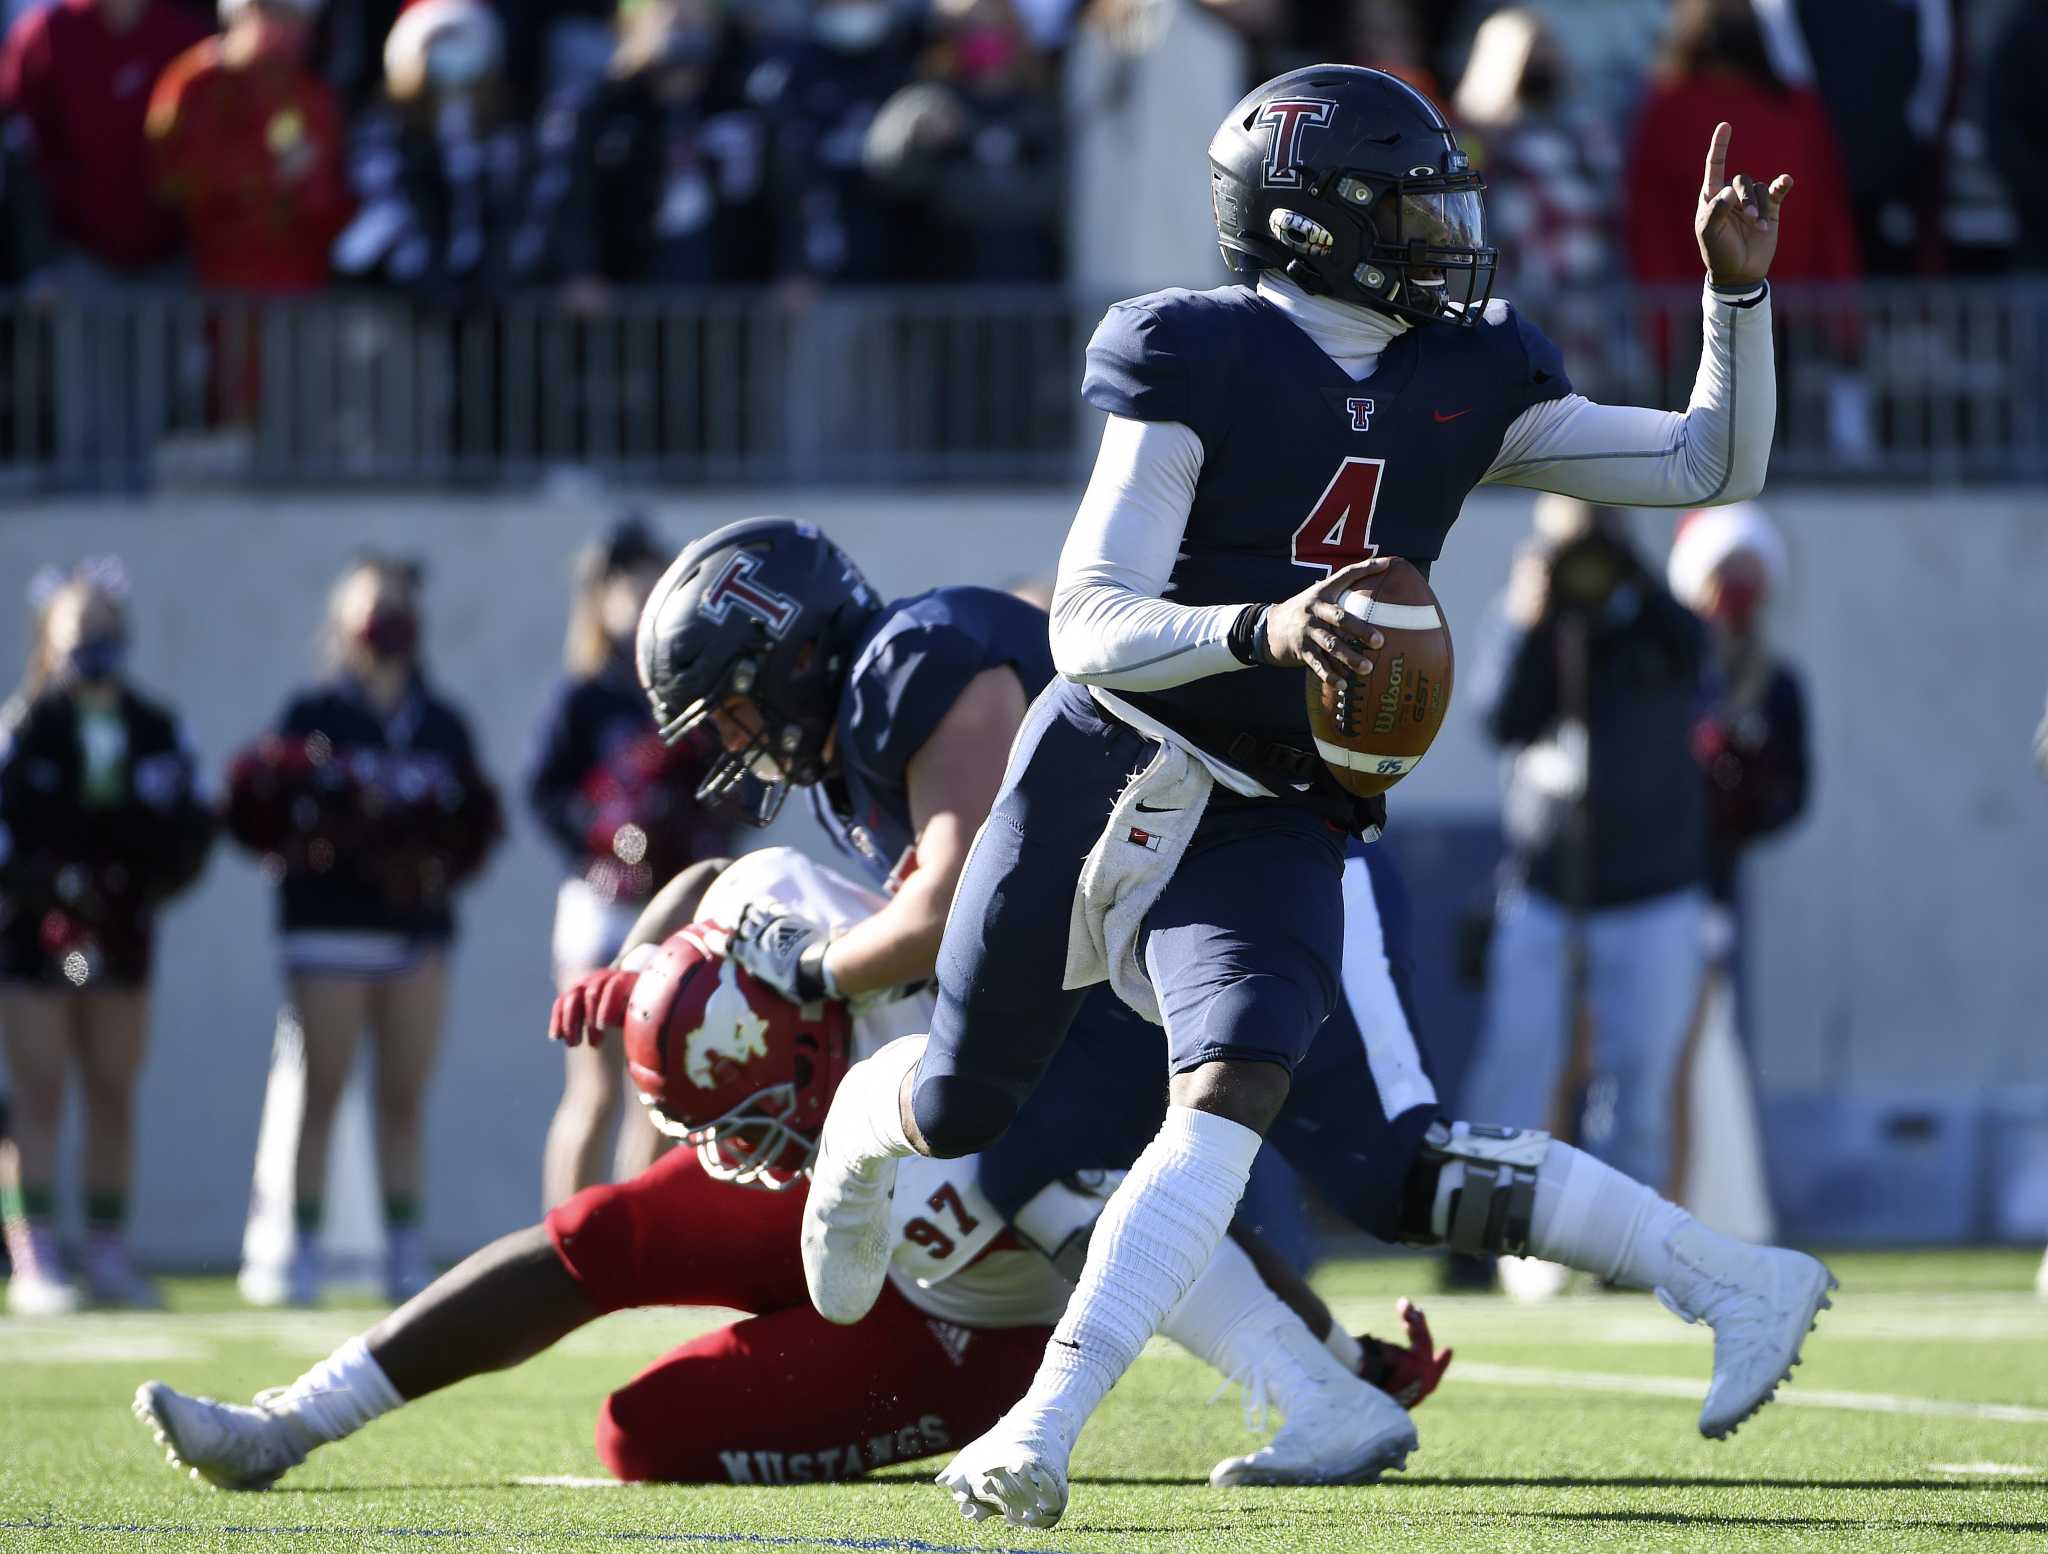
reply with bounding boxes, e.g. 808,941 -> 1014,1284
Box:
0,560 -> 214,1316
330,0 -> 570,304
863,0 -> 1060,283
530,516 -> 734,1211
557,0 -> 768,291
1666,501 -> 1808,909
748,0 -> 920,283
1622,0 -> 1859,291
0,0 -> 209,277
146,0 -> 354,291
1987,0 -> 2048,271
1460,497 -> 1711,1275
1450,7 -> 1618,303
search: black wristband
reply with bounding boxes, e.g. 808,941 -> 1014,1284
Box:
1227,603 -> 1269,667
796,942 -> 833,1002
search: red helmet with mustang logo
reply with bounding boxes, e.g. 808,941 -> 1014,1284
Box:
622,924 -> 851,1190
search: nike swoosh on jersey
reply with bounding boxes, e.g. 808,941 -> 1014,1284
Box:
1133,802 -> 1179,814
1432,408 -> 1473,423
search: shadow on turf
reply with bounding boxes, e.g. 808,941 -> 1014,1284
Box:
1069,1475 -> 2031,1493
1534,1511 -> 2048,1532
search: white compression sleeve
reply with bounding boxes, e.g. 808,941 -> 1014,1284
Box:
1048,416 -> 1248,691
1484,283 -> 1775,507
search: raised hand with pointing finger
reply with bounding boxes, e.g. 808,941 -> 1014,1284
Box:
1695,121 -> 1794,288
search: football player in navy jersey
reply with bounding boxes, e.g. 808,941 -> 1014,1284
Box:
792,65 -> 1837,1527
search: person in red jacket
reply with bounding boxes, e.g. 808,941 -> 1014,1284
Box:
1623,0 -> 1859,290
145,0 -> 352,293
0,0 -> 209,274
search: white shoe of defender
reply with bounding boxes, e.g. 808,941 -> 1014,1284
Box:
935,1409 -> 1074,1530
132,1382 -> 310,1491
1656,1224 -> 1836,1439
799,1089 -> 901,1326
1209,1324 -> 1419,1488
2034,1246 -> 2047,1302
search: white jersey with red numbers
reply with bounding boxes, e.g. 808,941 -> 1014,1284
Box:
696,847 -> 1074,1330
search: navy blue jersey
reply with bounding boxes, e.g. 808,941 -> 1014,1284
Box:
1082,283 -> 1571,768
814,586 -> 1053,885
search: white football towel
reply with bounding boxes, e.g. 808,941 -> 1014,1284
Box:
1063,737 -> 1214,1023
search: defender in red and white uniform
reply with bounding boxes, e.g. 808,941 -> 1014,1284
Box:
132,848 -> 1446,1492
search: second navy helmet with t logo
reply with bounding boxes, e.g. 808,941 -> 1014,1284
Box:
636,517 -> 880,825
1209,63 -> 1495,327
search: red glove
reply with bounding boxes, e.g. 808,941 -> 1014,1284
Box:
1359,1297 -> 1454,1410
549,966 -> 639,1047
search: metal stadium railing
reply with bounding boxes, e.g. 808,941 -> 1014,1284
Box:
1,281 -> 2043,493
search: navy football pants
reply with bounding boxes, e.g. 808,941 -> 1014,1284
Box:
912,679 -> 1346,1160
976,844 -> 1439,1245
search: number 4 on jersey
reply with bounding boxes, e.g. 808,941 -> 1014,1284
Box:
1291,456 -> 1386,574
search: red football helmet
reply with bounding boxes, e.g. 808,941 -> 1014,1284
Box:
622,924 -> 851,1190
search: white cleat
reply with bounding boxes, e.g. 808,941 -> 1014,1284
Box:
1209,1322 -> 1419,1488
799,1043 -> 921,1325
1656,1224 -> 1836,1440
2034,1246 -> 2047,1302
132,1381 -> 310,1491
935,1409 -> 1074,1530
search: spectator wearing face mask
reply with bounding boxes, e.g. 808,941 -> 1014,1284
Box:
557,0 -> 768,294
145,0 -> 353,292
222,555 -> 501,1306
330,0 -> 571,304
529,517 -> 736,1210
0,560 -> 215,1316
1450,7 -> 1619,305
748,0 -> 920,283
1667,503 -> 1808,915
863,0 -> 1060,283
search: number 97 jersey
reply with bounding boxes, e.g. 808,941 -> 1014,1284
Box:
1083,283 -> 1571,763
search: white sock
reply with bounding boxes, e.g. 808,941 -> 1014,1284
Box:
1018,1106 -> 1262,1442
834,1035 -> 923,1163
1158,1236 -> 1354,1423
270,1335 -> 404,1445
1522,1142 -> 1692,1290
1156,1235 -> 1275,1377
1322,1323 -> 1364,1375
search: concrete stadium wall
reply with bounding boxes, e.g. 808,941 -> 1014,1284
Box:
0,484 -> 2042,1264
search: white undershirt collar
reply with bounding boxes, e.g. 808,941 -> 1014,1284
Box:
1255,271 -> 1409,384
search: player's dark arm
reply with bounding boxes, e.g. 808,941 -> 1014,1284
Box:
613,857 -> 730,966
818,666 -> 1028,998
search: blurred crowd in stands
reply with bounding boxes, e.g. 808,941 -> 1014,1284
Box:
1,0 -> 2045,309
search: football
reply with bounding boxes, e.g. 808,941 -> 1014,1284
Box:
1304,558 -> 1455,797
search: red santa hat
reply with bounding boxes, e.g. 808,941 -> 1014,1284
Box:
383,0 -> 504,90
1666,501 -> 1787,611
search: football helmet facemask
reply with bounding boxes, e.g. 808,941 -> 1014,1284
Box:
621,924 -> 852,1190
636,517 -> 880,827
1209,63 -> 1495,327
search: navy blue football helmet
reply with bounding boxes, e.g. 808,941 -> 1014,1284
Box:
636,518 -> 880,826
1210,64 -> 1495,327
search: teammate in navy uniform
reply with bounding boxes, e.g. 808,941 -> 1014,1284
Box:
789,65 -> 1836,1527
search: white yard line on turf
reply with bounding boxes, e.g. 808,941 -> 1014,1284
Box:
510,1475 -> 629,1489
1928,1462 -> 2042,1477
1458,1363 -> 2048,1424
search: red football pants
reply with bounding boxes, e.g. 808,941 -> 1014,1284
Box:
545,1147 -> 1050,1483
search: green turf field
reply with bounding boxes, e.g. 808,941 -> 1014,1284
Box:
3,1249 -> 2044,1553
